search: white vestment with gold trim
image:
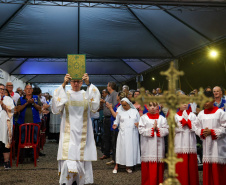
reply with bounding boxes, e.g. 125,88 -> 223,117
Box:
52,84 -> 100,185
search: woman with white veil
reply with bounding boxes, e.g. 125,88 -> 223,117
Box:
112,98 -> 140,173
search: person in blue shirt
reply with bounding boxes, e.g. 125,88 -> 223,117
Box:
16,84 -> 42,143
213,86 -> 226,111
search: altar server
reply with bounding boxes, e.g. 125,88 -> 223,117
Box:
195,90 -> 226,185
138,102 -> 169,185
175,102 -> 199,185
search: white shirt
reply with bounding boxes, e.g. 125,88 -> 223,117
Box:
12,92 -> 20,105
40,96 -> 47,105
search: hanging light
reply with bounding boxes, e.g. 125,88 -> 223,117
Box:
209,50 -> 218,58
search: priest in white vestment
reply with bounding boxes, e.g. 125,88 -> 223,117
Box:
112,98 -> 140,174
51,73 -> 100,185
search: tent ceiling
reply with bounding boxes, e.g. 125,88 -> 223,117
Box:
0,1 -> 226,85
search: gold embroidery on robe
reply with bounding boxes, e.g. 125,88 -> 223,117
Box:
62,92 -> 89,160
62,101 -> 70,159
80,93 -> 88,161
66,174 -> 71,180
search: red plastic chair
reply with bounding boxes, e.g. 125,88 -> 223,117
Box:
16,123 -> 40,167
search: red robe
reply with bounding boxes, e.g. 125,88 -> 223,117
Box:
139,113 -> 169,185
175,110 -> 199,185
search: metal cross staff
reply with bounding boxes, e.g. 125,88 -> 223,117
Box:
133,62 -> 212,185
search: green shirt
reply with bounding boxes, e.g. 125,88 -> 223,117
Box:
17,96 -> 42,123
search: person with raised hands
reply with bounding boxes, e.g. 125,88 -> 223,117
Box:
138,102 -> 168,185
52,73 -> 100,185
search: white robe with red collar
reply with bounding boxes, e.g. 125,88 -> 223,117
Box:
195,107 -> 226,164
138,113 -> 168,185
138,113 -> 169,162
174,110 -> 197,154
175,110 -> 199,185
195,107 -> 226,185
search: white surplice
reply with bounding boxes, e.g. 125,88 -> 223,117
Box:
0,96 -> 15,148
51,84 -> 100,185
114,108 -> 141,166
189,102 -> 197,113
174,110 -> 197,154
174,110 -> 199,185
138,114 -> 168,162
195,108 -> 226,164
195,107 -> 226,185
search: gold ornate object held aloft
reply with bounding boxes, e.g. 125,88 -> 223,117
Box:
132,61 -> 212,185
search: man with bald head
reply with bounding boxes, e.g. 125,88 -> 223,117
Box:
16,87 -> 23,97
213,86 -> 226,110
6,82 -> 20,105
16,84 -> 42,143
17,84 -> 42,124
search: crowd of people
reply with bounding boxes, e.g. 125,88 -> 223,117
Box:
0,82 -> 52,169
97,83 -> 226,185
0,75 -> 226,185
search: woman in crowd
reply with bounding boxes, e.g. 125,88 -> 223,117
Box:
0,85 -> 15,169
112,98 -> 140,173
133,90 -> 143,116
105,91 -> 126,165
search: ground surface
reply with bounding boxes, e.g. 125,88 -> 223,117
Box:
0,140 -> 203,185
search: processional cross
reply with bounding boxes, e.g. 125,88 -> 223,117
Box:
133,62 -> 212,185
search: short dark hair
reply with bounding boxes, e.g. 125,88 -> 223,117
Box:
33,87 -> 41,95
133,90 -> 140,97
149,102 -> 158,107
118,91 -> 126,100
5,89 -> 11,97
25,84 -> 32,88
189,91 -> 195,96
0,83 -> 5,87
108,81 -> 116,90
205,86 -> 212,91
204,90 -> 214,98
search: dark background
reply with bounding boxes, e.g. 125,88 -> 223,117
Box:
124,41 -> 226,94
